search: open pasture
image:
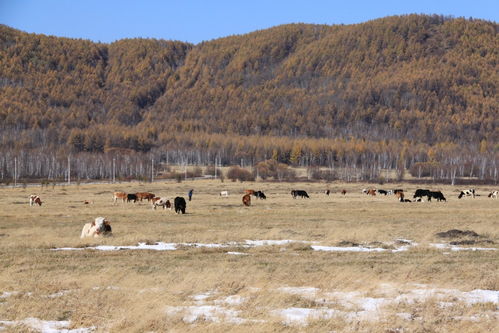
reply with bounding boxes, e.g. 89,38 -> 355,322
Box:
0,180 -> 498,332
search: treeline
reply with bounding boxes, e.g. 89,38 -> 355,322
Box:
1,135 -> 497,184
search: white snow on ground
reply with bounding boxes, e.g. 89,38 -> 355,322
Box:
0,291 -> 20,298
53,242 -> 177,251
52,239 -> 422,252
0,318 -> 94,333
271,284 -> 499,324
214,295 -> 246,306
430,243 -> 497,251
165,305 -> 245,324
244,240 -> 306,246
164,284 -> 499,326
311,245 -> 388,252
271,307 -> 338,325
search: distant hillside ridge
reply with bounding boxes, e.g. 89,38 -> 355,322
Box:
0,14 -> 497,154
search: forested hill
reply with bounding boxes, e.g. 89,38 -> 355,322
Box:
0,15 -> 497,155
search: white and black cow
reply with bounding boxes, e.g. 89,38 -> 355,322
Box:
488,191 -> 498,199
458,189 -> 476,199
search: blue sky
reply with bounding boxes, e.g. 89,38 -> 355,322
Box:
1,0 -> 497,44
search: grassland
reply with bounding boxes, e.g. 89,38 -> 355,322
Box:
0,180 -> 498,332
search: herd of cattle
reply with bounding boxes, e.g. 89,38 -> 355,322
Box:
26,187 -> 498,239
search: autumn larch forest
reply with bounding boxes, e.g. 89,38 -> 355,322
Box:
0,14 -> 497,183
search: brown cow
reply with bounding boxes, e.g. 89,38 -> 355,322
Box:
242,194 -> 251,206
341,189 -> 347,195
244,189 -> 255,195
396,191 -> 405,201
366,189 -> 376,196
136,192 -> 155,202
113,192 -> 127,204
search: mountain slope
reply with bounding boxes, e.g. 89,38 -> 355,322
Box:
0,15 -> 497,154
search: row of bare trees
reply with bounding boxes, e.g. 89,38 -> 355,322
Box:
1,147 -> 497,185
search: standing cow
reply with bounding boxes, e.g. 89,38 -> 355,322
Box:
242,194 -> 251,206
458,189 -> 476,199
151,197 -> 171,210
113,192 -> 127,204
174,197 -> 187,214
291,190 -> 309,199
29,195 -> 42,206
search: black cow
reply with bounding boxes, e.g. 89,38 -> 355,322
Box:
325,190 -> 330,196
127,193 -> 138,203
291,190 -> 309,199
377,189 -> 388,195
174,196 -> 187,214
413,189 -> 430,200
254,191 -> 267,199
428,191 -> 446,202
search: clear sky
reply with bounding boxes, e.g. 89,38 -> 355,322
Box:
1,0 -> 497,44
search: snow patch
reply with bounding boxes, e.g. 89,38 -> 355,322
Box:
0,318 -> 94,333
165,305 -> 245,324
430,243 -> 497,251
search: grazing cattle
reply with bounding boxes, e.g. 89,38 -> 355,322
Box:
220,191 -> 229,197
136,192 -> 155,202
244,189 -> 255,195
80,217 -> 112,238
113,192 -> 127,204
396,191 -> 405,201
325,190 -> 330,196
428,191 -> 446,202
291,190 -> 310,199
366,189 -> 376,196
242,194 -> 251,206
458,189 -> 476,199
127,193 -> 138,203
488,191 -> 498,199
341,189 -> 347,195
151,197 -> 171,210
413,189 -> 431,200
377,189 -> 388,195
254,191 -> 266,199
393,189 -> 404,195
29,195 -> 42,206
174,197 -> 186,214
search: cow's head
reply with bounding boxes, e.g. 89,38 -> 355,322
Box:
94,217 -> 109,234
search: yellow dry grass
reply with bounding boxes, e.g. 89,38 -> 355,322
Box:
0,180 -> 497,332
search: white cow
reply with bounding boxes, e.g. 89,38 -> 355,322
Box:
458,189 -> 476,199
80,217 -> 112,238
219,191 -> 229,197
151,197 -> 171,210
29,195 -> 42,206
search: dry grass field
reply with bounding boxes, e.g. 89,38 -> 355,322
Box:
0,180 -> 498,332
